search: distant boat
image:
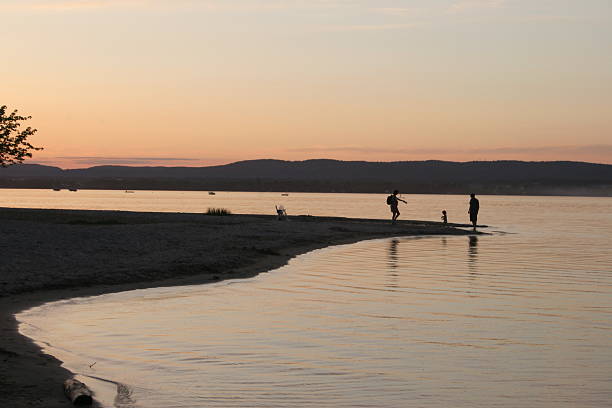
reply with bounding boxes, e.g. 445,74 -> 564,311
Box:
208,192 -> 216,195
281,193 -> 289,196
52,188 -> 61,191
69,188 -> 78,192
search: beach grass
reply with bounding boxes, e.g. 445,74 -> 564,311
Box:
205,207 -> 232,216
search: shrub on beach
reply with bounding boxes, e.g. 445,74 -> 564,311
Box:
205,208 -> 231,216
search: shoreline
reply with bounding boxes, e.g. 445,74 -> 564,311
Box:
0,207 -> 477,407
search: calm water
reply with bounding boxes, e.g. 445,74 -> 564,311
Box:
1,188 -> 486,224
15,192 -> 612,407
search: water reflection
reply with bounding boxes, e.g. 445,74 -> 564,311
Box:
386,239 -> 400,288
387,239 -> 399,270
18,211 -> 612,408
468,235 -> 479,274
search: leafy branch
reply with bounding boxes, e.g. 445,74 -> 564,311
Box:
1,105 -> 43,167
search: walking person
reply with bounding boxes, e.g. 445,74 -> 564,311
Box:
468,193 -> 479,232
387,190 -> 407,224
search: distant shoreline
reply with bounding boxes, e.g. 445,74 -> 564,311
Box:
0,207 -> 476,407
1,186 -> 611,197
2,159 -> 611,197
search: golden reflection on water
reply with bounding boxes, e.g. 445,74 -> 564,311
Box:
20,232 -> 612,408
16,195 -> 612,408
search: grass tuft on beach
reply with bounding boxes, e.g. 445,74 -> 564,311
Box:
205,208 -> 232,216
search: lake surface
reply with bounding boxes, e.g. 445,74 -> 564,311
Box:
1,188 -> 491,224
14,191 -> 612,407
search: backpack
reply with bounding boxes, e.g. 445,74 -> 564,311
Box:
386,195 -> 393,205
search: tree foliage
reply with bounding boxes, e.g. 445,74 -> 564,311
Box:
1,105 -> 43,167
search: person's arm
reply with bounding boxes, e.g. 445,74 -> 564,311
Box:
398,198 -> 407,203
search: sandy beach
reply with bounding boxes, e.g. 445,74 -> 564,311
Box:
0,207 -> 474,407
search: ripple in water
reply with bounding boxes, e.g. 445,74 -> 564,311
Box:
20,232 -> 612,407
17,195 -> 612,407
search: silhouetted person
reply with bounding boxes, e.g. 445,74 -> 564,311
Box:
387,190 -> 406,224
441,210 -> 448,224
468,193 -> 479,232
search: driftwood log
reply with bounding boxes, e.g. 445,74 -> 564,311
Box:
63,378 -> 93,406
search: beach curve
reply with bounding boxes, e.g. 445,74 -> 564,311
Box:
0,207 -> 475,407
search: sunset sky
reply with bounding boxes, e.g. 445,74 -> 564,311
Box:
2,0 -> 611,168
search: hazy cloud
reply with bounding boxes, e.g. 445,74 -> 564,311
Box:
2,0 -> 359,12
464,145 -> 612,156
519,14 -> 587,23
318,23 -> 420,32
288,144 -> 612,162
448,0 -> 506,13
32,156 -> 222,167
2,0 -> 149,10
373,7 -> 417,17
56,156 -> 201,163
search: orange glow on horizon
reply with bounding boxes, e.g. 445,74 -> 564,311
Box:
2,1 -> 610,168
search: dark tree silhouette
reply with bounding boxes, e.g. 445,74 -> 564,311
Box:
1,105 -> 43,167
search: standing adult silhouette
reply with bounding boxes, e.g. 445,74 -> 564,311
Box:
468,193 -> 479,232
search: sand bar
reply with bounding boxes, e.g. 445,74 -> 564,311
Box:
0,207 -> 475,407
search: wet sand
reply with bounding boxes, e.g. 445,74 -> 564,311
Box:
0,207 -> 474,407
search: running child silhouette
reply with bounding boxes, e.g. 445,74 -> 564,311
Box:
387,190 -> 407,224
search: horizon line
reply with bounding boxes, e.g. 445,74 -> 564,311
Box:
19,158 -> 612,171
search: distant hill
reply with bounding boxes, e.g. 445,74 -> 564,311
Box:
1,159 -> 611,196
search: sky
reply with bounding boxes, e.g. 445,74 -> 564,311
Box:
1,0 -> 611,168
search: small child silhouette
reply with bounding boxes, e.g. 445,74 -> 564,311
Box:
441,210 -> 448,224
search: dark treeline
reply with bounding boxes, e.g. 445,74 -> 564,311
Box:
1,159 -> 611,196
0,177 -> 611,196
